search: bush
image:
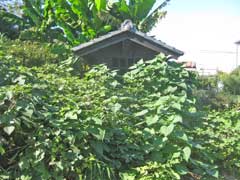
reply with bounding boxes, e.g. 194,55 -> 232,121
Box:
194,72 -> 240,110
0,35 -> 71,67
0,35 -> 86,86
0,53 -> 219,179
221,67 -> 240,95
192,109 -> 240,179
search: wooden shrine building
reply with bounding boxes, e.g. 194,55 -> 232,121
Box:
73,20 -> 184,71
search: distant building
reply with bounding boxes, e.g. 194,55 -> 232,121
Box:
179,61 -> 197,71
73,20 -> 184,71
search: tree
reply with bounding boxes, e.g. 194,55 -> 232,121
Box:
0,0 -> 171,45
221,67 -> 240,95
0,0 -> 23,39
108,0 -> 170,32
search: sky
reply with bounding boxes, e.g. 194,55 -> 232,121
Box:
150,0 -> 240,73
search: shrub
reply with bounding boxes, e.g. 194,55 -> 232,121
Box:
0,35 -> 86,86
221,67 -> 240,95
192,109 -> 240,179
0,34 -> 71,67
0,53 -> 219,179
194,72 -> 240,110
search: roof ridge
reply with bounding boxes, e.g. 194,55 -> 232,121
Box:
72,29 -> 184,57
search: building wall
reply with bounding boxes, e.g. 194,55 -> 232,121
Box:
83,40 -> 159,69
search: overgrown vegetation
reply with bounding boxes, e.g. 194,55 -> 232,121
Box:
0,37 -> 223,179
192,69 -> 240,179
0,1 -> 239,179
195,70 -> 240,110
193,109 -> 240,179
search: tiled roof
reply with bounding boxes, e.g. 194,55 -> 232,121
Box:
72,28 -> 184,57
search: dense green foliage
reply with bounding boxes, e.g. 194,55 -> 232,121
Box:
0,0 -> 240,177
192,70 -> 240,179
193,109 -> 240,179
0,37 -> 227,179
0,3 -> 23,39
221,67 -> 240,95
0,0 -> 170,44
195,69 -> 240,110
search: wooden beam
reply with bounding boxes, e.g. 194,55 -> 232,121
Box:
129,37 -> 178,58
75,34 -> 129,56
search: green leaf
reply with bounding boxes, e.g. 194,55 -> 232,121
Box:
173,115 -> 183,123
117,0 -> 130,15
177,82 -> 187,89
134,109 -> 148,117
0,175 -> 10,180
160,124 -> 175,137
165,86 -> 177,93
92,117 -> 103,125
175,164 -> 189,175
146,115 -> 158,125
90,141 -> 103,156
88,127 -> 105,140
183,146 -> 191,162
0,146 -> 5,155
120,172 -> 136,180
23,0 -> 43,26
3,126 -> 15,135
23,108 -> 34,118
172,152 -> 181,158
175,131 -> 188,142
104,25 -> 112,32
171,170 -> 181,180
172,103 -> 181,110
95,0 -> 106,11
55,161 -> 64,170
207,169 -> 219,178
34,149 -> 45,163
6,91 -> 13,100
152,137 -> 164,148
65,111 -> 78,120
132,0 -> 156,20
150,151 -> 165,163
13,75 -> 26,85
111,103 -> 122,113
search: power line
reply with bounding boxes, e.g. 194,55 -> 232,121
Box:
200,50 -> 235,54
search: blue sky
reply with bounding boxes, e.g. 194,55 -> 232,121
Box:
164,0 -> 240,15
151,0 -> 240,73
153,0 -> 240,16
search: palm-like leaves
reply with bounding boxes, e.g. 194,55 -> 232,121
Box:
0,0 -> 171,44
107,0 -> 171,32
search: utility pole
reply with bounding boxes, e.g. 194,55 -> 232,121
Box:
235,40 -> 240,68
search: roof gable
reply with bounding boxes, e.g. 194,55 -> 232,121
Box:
72,29 -> 184,58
